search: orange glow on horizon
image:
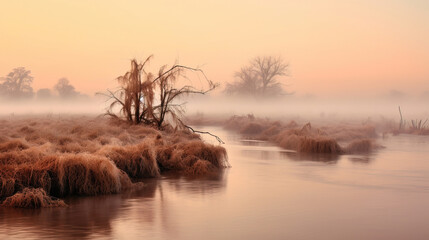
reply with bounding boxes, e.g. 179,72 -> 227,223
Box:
1,0 -> 428,97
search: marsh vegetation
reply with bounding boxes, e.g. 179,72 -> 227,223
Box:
0,57 -> 230,208
0,116 -> 228,208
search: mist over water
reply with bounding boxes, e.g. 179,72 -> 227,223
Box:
1,92 -> 428,129
185,94 -> 429,123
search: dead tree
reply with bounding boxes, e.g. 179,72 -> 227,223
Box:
100,56 -> 223,142
225,56 -> 289,97
251,56 -> 288,94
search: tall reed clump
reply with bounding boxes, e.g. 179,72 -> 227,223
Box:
395,106 -> 429,135
410,119 -> 428,134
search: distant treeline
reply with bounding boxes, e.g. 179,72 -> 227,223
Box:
0,67 -> 88,101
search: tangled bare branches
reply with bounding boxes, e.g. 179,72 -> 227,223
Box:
99,56 -> 223,143
225,56 -> 290,97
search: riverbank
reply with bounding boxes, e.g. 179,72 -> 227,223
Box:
188,114 -> 386,154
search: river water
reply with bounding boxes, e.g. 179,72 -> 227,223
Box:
1,127 -> 429,240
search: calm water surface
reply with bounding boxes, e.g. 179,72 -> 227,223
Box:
1,127 -> 429,240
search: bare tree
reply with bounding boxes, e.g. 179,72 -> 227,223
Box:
225,56 -> 289,97
54,78 -> 79,99
225,66 -> 259,96
101,56 -> 218,129
0,67 -> 34,99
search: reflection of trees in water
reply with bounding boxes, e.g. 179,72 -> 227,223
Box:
0,171 -> 228,239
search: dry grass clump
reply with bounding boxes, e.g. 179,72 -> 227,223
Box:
392,107 -> 429,135
298,137 -> 343,154
408,119 -> 428,134
14,167 -> 52,195
224,115 -> 380,155
345,139 -> 376,154
0,115 -> 228,208
1,154 -> 128,199
276,133 -> 301,150
186,159 -> 216,176
0,147 -> 45,165
240,122 -> 265,135
0,175 -> 16,198
0,188 -> 67,208
156,139 -> 228,175
99,142 -> 160,179
224,114 -> 264,132
55,154 -> 124,196
0,139 -> 29,152
276,133 -> 342,154
395,120 -> 429,135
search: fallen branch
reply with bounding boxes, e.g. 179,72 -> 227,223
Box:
185,125 -> 225,144
177,119 -> 224,144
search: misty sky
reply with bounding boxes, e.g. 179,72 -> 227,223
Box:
1,0 -> 428,97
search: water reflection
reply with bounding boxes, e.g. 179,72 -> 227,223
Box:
0,194 -> 123,239
2,129 -> 429,240
348,155 -> 374,164
0,171 -> 228,240
162,171 -> 228,196
239,139 -> 272,147
282,151 -> 340,163
240,138 -> 372,165
241,149 -> 290,161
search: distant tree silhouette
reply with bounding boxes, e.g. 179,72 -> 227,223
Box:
54,78 -> 79,99
225,56 -> 290,97
0,67 -> 34,99
36,88 -> 53,100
